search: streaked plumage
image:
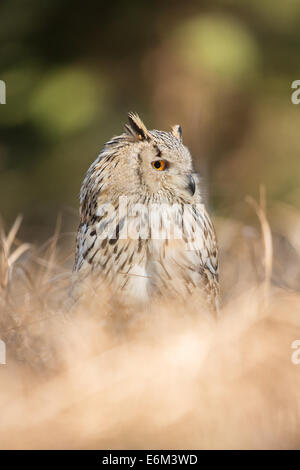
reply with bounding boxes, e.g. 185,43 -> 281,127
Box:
72,113 -> 219,314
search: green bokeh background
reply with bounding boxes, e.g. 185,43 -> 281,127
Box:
0,0 -> 300,242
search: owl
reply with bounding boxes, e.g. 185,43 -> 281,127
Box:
72,113 -> 219,314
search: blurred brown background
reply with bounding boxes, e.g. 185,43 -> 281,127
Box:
0,0 -> 300,243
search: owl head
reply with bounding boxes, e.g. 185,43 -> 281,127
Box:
90,113 -> 200,204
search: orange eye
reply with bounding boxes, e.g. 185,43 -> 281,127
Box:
151,160 -> 166,171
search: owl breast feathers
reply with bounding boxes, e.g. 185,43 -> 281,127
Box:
72,113 -> 219,314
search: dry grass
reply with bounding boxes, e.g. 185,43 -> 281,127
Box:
0,198 -> 300,449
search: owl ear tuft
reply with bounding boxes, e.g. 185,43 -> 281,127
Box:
125,112 -> 150,141
171,124 -> 182,142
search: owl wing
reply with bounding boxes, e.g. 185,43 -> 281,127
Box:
149,204 -> 220,315
72,170 -> 150,303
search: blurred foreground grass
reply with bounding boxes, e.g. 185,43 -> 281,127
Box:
0,196 -> 300,449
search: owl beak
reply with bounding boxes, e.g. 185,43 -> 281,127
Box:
187,174 -> 196,196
